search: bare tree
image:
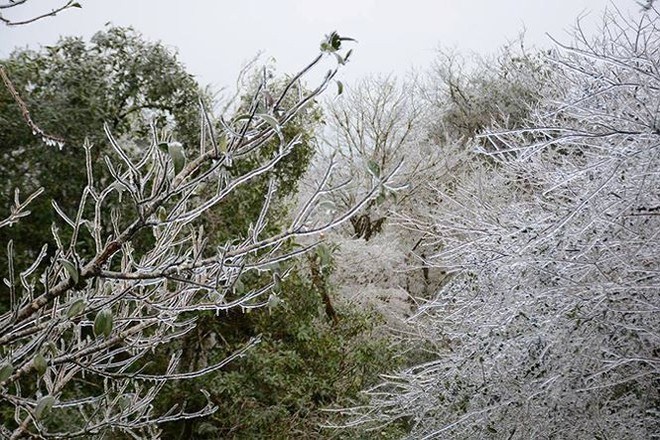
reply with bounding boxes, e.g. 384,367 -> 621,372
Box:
339,7 -> 660,439
0,33 -> 402,439
320,75 -> 431,241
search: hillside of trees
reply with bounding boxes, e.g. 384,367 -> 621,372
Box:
0,1 -> 658,439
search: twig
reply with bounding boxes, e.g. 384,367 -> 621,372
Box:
0,65 -> 65,147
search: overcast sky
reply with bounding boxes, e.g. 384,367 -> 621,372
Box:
0,0 -> 638,92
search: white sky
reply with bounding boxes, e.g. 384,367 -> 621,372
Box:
0,0 -> 638,92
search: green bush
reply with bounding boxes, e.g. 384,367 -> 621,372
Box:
157,255 -> 405,440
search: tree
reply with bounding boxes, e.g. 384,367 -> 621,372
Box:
321,75 -> 426,241
424,40 -> 549,145
342,8 -> 659,439
0,31 -> 402,439
0,26 -> 203,297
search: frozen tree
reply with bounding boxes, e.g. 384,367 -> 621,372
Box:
0,33 -> 403,439
340,7 -> 660,439
319,75 -> 431,241
310,76 -> 447,306
424,39 -> 549,146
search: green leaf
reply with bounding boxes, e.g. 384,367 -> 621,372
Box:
33,353 -> 48,376
157,206 -> 167,222
263,262 -> 281,272
66,299 -> 85,318
231,114 -> 252,124
157,142 -> 169,153
69,1 -> 83,8
257,113 -> 281,132
218,134 -> 227,154
317,244 -> 332,268
376,190 -> 387,205
34,395 -> 55,420
321,31 -> 353,52
0,363 -> 13,383
168,142 -> 186,175
330,32 -> 341,50
233,277 -> 245,295
272,272 -> 282,293
336,80 -> 344,96
60,259 -> 79,285
367,160 -> 381,178
93,308 -> 113,338
45,342 -> 58,355
118,395 -> 130,410
267,293 -> 281,310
